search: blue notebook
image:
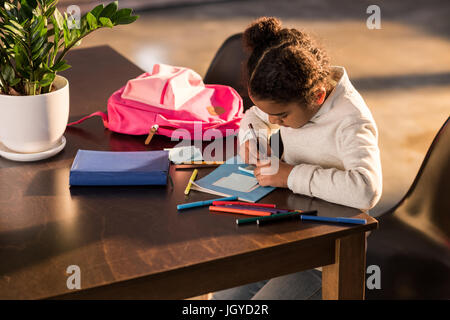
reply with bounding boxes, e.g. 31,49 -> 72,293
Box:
69,150 -> 169,186
191,156 -> 276,202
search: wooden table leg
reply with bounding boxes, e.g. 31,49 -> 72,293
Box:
322,233 -> 366,300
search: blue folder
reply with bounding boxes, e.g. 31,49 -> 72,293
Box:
69,150 -> 169,186
191,155 -> 276,202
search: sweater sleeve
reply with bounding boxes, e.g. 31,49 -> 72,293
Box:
286,119 -> 382,210
238,106 -> 280,145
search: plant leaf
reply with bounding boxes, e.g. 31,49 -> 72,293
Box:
45,5 -> 56,19
32,36 -> 45,54
86,11 -> 97,29
62,18 -> 72,47
9,19 -> 24,31
113,8 -> 132,20
32,41 -> 52,61
22,0 -> 38,9
3,24 -> 24,37
99,1 -> 118,18
116,15 -> 138,25
53,60 -> 71,72
53,8 -> 64,30
3,2 -> 15,11
10,78 -> 21,87
99,17 -> 113,28
90,4 -> 104,19
1,64 -> 14,82
39,72 -> 55,87
19,2 -> 33,20
50,15 -> 60,61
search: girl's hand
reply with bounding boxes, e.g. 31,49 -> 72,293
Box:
254,158 -> 294,188
239,139 -> 271,164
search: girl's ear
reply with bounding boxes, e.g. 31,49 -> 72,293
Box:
314,87 -> 327,105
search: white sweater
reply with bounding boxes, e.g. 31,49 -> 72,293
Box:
238,67 -> 382,211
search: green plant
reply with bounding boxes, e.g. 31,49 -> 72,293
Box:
0,0 -> 138,95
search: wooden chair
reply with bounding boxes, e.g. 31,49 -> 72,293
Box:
366,117 -> 450,299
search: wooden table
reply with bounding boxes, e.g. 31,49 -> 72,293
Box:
0,46 -> 378,300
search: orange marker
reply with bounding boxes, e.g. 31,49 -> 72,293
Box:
209,206 -> 271,217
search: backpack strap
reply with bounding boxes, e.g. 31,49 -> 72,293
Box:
67,111 -> 109,128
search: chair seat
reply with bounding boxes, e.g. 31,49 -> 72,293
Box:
366,212 -> 450,299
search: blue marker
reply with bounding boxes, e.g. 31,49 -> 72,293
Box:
177,196 -> 238,211
300,215 -> 366,225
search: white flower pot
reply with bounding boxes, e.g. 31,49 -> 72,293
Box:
0,75 -> 69,154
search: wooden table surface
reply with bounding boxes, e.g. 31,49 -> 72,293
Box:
0,46 -> 377,300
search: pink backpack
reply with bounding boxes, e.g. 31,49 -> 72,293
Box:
67,64 -> 244,139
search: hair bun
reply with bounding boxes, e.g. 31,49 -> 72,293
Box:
243,17 -> 283,52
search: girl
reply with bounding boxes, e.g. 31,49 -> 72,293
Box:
212,17 -> 382,300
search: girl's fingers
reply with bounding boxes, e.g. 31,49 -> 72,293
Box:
241,139 -> 273,165
256,159 -> 272,168
255,174 -> 269,186
255,166 -> 269,177
256,158 -> 281,176
255,160 -> 272,178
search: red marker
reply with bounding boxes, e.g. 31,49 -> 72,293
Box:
212,201 -> 276,208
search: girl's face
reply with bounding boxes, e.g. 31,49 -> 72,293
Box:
250,88 -> 326,128
254,99 -> 315,128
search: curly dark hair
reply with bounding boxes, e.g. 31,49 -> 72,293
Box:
243,17 -> 331,105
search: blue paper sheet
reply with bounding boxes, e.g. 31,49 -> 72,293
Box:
191,155 -> 276,202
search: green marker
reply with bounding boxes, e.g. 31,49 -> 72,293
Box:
236,210 -> 317,225
257,210 -> 317,225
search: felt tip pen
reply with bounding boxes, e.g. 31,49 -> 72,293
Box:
256,210 -> 318,226
248,124 -> 267,157
212,201 -> 276,208
220,205 -> 290,214
210,206 -> 271,217
300,215 -> 367,225
236,210 -> 317,225
177,196 -> 238,210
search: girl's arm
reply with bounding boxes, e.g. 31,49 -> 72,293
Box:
287,119 -> 383,210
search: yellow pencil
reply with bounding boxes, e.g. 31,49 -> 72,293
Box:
184,169 -> 198,195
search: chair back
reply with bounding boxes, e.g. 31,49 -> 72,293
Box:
393,117 -> 450,245
204,33 -> 253,111
366,117 -> 450,299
